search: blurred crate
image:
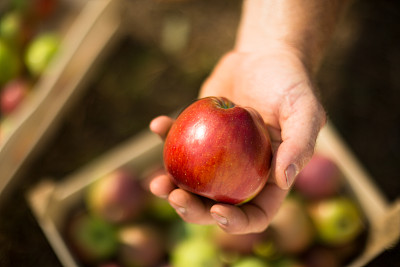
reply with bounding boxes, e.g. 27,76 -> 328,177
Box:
0,0 -> 123,202
27,123 -> 400,267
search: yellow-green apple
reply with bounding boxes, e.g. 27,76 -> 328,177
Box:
24,32 -> 59,76
294,154 -> 342,199
1,79 -> 30,115
171,235 -> 222,267
86,169 -> 148,224
307,197 -> 364,246
231,256 -> 269,267
163,97 -> 272,205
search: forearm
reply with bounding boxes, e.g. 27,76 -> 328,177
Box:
235,0 -> 351,73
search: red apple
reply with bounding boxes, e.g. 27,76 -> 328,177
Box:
163,97 -> 272,205
86,169 -> 148,224
1,79 -> 30,115
294,154 -> 342,199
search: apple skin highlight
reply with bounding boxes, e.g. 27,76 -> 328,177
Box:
163,97 -> 272,205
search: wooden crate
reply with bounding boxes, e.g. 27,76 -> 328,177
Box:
27,123 -> 400,267
0,0 -> 123,202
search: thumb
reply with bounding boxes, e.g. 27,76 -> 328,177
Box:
272,87 -> 326,190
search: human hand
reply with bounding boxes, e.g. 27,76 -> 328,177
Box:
149,48 -> 326,234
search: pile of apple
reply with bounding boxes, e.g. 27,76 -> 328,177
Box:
63,151 -> 367,267
0,0 -> 59,142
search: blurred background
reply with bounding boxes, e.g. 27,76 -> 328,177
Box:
0,0 -> 399,266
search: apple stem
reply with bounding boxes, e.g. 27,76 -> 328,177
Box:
215,97 -> 235,109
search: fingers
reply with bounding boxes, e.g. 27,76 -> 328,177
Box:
149,173 -> 176,199
149,115 -> 174,140
168,189 -> 215,225
273,82 -> 327,190
150,174 -> 288,233
149,173 -> 215,225
210,183 -> 288,234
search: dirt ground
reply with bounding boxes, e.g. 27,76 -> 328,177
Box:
0,0 -> 399,266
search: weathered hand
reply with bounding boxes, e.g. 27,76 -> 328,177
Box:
149,49 -> 326,234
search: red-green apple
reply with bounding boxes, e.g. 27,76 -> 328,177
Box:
270,197 -> 315,254
163,97 -> 272,205
294,154 -> 342,199
86,169 -> 148,224
307,197 -> 364,246
213,227 -> 265,255
65,212 -> 118,264
117,224 -> 165,267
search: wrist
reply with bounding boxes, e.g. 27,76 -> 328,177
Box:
235,0 -> 350,74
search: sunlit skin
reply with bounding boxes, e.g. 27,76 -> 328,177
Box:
150,0 -> 348,234
164,97 -> 272,205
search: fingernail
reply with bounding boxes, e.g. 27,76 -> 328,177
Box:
211,212 -> 228,226
285,164 -> 298,189
170,202 -> 186,215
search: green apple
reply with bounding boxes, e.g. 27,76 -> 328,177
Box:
308,197 -> 364,246
65,212 -> 118,264
24,32 -> 59,76
0,39 -> 20,85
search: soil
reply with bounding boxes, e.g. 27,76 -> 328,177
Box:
0,0 -> 399,266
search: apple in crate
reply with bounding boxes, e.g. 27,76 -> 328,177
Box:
163,97 -> 272,205
308,197 -> 364,246
0,39 -> 20,85
117,224 -> 165,267
86,170 -> 148,223
171,235 -> 222,267
24,32 -> 59,76
65,212 -> 118,264
1,79 -> 30,115
294,154 -> 342,199
269,197 -> 315,254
